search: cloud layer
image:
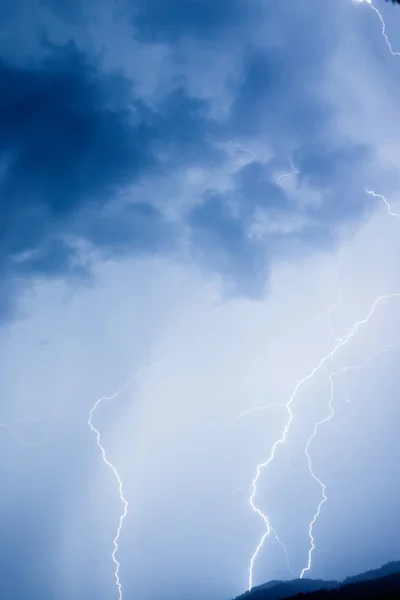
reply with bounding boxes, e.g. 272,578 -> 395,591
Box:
1,1 -> 400,600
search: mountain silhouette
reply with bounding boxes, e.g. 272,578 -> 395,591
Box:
343,561 -> 400,585
234,561 -> 400,600
294,573 -> 400,599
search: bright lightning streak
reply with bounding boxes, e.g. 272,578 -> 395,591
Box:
232,404 -> 294,575
276,170 -> 299,185
300,187 -> 400,576
88,363 -> 162,600
300,342 -> 399,578
355,0 -> 400,56
88,389 -> 129,600
247,292 -> 400,590
366,189 -> 400,219
230,142 -> 257,164
271,528 -> 295,577
300,370 -> 336,580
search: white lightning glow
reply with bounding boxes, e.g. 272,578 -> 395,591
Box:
276,170 -> 299,185
300,342 -> 399,578
366,189 -> 400,218
271,528 -> 295,577
355,0 -> 400,57
88,363 -> 162,600
298,189 -> 400,577
246,188 -> 400,586
247,291 -> 400,590
299,370 -> 336,580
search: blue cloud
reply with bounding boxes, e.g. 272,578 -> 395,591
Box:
233,161 -> 290,215
0,43 -> 153,263
81,202 -> 178,258
188,191 -> 268,298
0,40 -> 223,293
129,0 -> 261,43
0,0 -> 394,308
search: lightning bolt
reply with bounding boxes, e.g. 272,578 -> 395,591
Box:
355,0 -> 400,57
88,362 -> 162,600
230,142 -> 257,164
232,403 -> 294,575
300,342 -> 399,578
299,189 -> 400,577
271,528 -> 295,577
276,170 -> 299,185
247,291 -> 400,590
366,189 -> 400,218
246,188 -> 399,588
299,369 -> 336,580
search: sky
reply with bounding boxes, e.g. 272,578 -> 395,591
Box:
1,1 -> 400,599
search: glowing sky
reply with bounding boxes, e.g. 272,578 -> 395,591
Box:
1,1 -> 400,599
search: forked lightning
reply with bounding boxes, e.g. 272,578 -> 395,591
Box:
247,190 -> 400,589
88,363 -> 162,600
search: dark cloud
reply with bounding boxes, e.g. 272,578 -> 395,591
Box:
129,0 -> 261,43
0,39 -> 222,293
294,140 -> 371,224
39,0 -> 89,24
188,191 -> 268,298
0,42 -> 153,267
233,161 -> 290,215
80,202 -> 178,257
228,39 -> 334,146
187,137 -> 375,296
0,0 -> 391,309
179,0 -> 381,294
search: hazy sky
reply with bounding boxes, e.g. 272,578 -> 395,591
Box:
1,1 -> 400,600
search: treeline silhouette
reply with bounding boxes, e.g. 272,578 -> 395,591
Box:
234,561 -> 400,600
293,573 -> 400,599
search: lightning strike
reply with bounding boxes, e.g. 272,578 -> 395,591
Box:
366,189 -> 400,218
355,0 -> 400,57
299,186 -> 400,577
271,528 -> 295,577
247,292 -> 400,590
276,170 -> 299,185
88,363 -> 162,600
299,370 -> 336,580
230,142 -> 257,163
300,343 -> 399,578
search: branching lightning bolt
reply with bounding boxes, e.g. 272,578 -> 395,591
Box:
299,370 -> 336,580
246,188 -> 399,587
356,0 -> 400,57
299,189 -> 400,577
88,363 -> 162,600
247,291 -> 400,590
300,342 -> 399,578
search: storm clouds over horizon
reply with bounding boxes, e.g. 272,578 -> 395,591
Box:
1,1 -> 400,599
